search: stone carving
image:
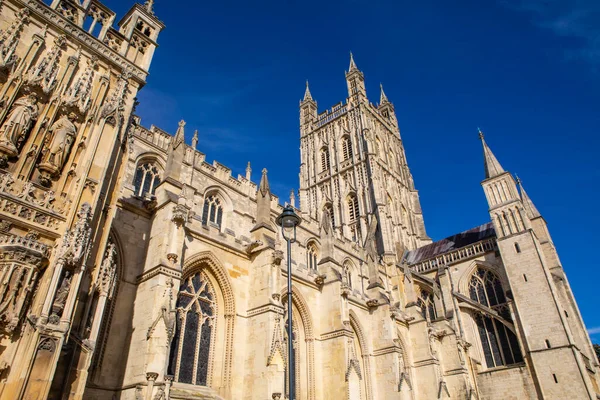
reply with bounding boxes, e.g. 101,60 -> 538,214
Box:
101,70 -> 131,123
0,94 -> 39,159
63,56 -> 97,113
96,241 -> 116,296
56,203 -> 93,267
50,270 -> 72,322
26,34 -> 66,93
38,337 -> 56,352
38,113 -> 78,184
0,8 -> 30,71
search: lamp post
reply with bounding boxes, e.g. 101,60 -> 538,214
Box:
275,205 -> 301,400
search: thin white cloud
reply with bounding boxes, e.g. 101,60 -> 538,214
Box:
499,0 -> 600,66
588,326 -> 600,336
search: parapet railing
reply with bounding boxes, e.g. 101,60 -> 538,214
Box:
410,238 -> 497,274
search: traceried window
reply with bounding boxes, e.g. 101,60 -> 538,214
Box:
417,289 -> 437,321
168,271 -> 216,386
202,194 -> 223,228
133,162 -> 161,197
342,136 -> 353,161
469,268 -> 523,368
321,147 -> 330,172
348,195 -> 359,223
307,243 -> 318,271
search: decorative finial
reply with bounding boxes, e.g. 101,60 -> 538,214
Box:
145,0 -> 155,14
303,80 -> 313,101
379,83 -> 389,104
245,162 -> 251,180
515,174 -> 521,185
349,52 -> 358,71
191,130 -> 198,149
178,120 -> 186,128
262,168 -> 267,175
478,127 -> 484,140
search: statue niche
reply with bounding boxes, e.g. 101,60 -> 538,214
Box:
38,113 -> 78,187
0,93 -> 39,166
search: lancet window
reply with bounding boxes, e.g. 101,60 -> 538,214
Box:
168,271 -> 217,386
307,242 -> 318,271
417,288 -> 437,322
348,195 -> 360,223
321,147 -> 330,172
342,136 -> 353,161
202,194 -> 223,228
343,261 -> 354,289
469,268 -> 523,368
324,203 -> 335,229
133,162 -> 161,198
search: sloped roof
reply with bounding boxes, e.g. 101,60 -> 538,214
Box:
404,222 -> 496,265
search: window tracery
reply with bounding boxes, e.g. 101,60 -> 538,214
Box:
417,288 -> 437,322
342,136 -> 353,161
168,271 -> 217,386
202,194 -> 223,228
321,147 -> 330,172
469,268 -> 523,368
133,161 -> 160,197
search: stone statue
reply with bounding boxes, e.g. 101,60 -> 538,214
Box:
51,271 -> 72,319
0,94 -> 39,156
45,113 -> 77,169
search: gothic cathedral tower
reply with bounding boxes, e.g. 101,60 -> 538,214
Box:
298,54 -> 430,263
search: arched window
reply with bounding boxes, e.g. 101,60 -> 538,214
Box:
348,195 -> 360,223
342,136 -> 353,161
202,194 -> 223,228
133,162 -> 161,197
417,288 -> 437,321
321,147 -> 330,172
168,271 -> 216,385
343,261 -> 354,289
307,242 -> 318,271
469,268 -> 523,368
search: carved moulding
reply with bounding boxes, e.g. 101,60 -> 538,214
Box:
0,230 -> 50,335
0,7 -> 30,78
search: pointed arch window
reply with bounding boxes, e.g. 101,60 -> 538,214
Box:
307,242 -> 318,271
133,162 -> 161,197
324,203 -> 335,229
202,194 -> 223,228
348,195 -> 360,223
321,147 -> 330,172
342,136 -> 353,161
343,261 -> 354,289
168,271 -> 217,386
417,288 -> 437,321
469,268 -> 523,368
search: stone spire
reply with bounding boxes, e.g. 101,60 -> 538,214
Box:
379,83 -> 389,104
245,162 -> 251,180
303,80 -> 313,102
349,52 -> 358,72
517,176 -> 541,219
479,129 -> 505,179
251,168 -> 275,233
191,129 -> 198,149
173,120 -> 185,150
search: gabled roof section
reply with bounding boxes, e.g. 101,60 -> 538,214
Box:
404,222 -> 495,265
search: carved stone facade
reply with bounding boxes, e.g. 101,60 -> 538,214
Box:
0,1 -> 598,400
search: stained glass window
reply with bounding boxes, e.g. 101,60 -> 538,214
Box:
133,162 -> 161,197
469,268 -> 523,368
168,271 -> 216,386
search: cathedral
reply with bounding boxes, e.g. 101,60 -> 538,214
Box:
0,1 -> 598,399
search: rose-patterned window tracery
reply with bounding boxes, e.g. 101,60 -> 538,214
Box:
168,271 -> 217,386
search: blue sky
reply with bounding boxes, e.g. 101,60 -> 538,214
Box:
107,1 -> 600,339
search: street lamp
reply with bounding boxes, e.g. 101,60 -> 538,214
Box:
275,205 -> 301,400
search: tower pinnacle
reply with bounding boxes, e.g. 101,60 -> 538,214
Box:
379,83 -> 389,104
349,52 -> 358,72
144,0 -> 155,14
191,129 -> 198,149
479,129 -> 505,179
517,176 -> 541,219
303,80 -> 313,102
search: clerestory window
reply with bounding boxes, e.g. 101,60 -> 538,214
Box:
202,195 -> 223,228
133,162 -> 161,198
469,268 -> 523,368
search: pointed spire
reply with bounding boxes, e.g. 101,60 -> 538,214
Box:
349,52 -> 358,72
245,161 -> 252,180
172,119 -> 185,149
379,83 -> 389,104
479,129 -> 505,179
303,80 -> 313,102
517,176 -> 541,219
290,189 -> 296,208
259,168 -> 271,197
191,129 -> 198,149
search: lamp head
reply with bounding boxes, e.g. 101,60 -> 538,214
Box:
276,205 -> 301,241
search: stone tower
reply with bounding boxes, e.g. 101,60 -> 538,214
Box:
480,133 -> 600,399
0,1 -> 163,399
298,54 -> 429,265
